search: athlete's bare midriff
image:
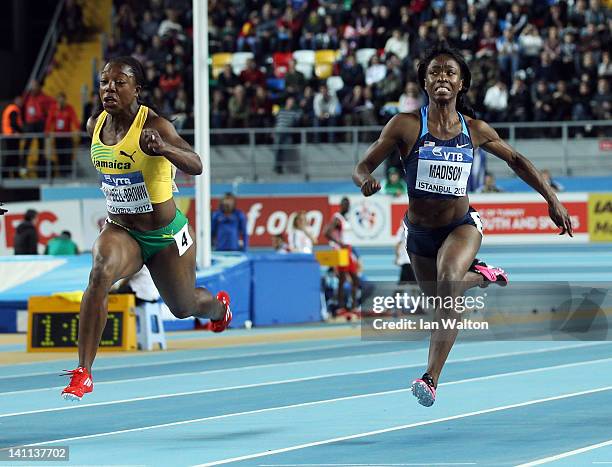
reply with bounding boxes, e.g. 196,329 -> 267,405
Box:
407,196 -> 470,228
396,111 -> 473,228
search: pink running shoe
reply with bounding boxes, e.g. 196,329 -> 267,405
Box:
411,373 -> 436,407
470,259 -> 509,287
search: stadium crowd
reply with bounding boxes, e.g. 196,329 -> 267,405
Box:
104,0 -> 612,131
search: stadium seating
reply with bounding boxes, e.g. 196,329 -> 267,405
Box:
314,50 -> 337,66
355,48 -> 377,69
293,50 -> 316,66
93,0 -> 612,129
273,52 -> 293,78
295,62 -> 313,80
231,52 -> 254,75
326,76 -> 344,95
314,63 -> 333,79
211,52 -> 232,79
293,49 -> 316,80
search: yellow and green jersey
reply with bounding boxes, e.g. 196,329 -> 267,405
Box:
91,105 -> 175,214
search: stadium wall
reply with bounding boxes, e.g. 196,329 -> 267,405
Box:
0,252 -> 322,332
38,175 -> 612,202
1,192 -> 611,255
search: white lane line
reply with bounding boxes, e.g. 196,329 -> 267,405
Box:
0,334 -> 362,371
1,388 -> 410,449
442,357 -> 612,388
0,347 -> 419,397
3,360 -> 611,451
517,439 -> 612,466
0,364 -> 410,418
0,341 -> 603,398
3,354 -> 612,419
190,386 -> 612,467
1,343 -> 608,414
0,340 -> 383,379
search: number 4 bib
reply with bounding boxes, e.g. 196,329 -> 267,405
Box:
173,223 -> 194,256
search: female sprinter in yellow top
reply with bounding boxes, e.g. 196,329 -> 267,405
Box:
353,45 -> 573,407
61,57 -> 232,400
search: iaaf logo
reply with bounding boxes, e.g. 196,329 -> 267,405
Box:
350,199 -> 385,239
245,203 -> 324,239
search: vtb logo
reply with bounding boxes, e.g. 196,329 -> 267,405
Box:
104,174 -> 131,186
432,146 -> 464,161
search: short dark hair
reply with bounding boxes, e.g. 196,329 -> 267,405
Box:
61,230 -> 71,238
24,209 -> 37,221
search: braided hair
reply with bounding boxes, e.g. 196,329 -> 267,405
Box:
417,44 -> 476,118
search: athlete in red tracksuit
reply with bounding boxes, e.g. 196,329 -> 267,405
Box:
45,92 -> 80,177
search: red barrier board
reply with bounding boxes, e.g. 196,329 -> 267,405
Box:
211,196 -> 331,247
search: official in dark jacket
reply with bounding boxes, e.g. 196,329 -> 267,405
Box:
14,209 -> 38,254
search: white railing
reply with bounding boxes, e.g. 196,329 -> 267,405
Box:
0,120 -> 610,185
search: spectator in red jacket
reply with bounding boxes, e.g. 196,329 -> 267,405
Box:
250,85 -> 272,127
23,80 -> 55,178
239,58 -> 265,89
237,11 -> 259,54
45,92 -> 79,177
158,62 -> 183,99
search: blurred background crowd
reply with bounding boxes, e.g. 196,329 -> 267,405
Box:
102,0 -> 611,131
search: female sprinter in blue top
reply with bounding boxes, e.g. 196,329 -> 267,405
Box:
353,45 -> 573,407
61,57 -> 232,400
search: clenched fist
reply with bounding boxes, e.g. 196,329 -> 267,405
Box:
142,128 -> 167,156
360,177 -> 381,197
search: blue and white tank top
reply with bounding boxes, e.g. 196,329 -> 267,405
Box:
401,105 -> 474,199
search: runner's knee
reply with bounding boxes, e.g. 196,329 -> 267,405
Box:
166,297 -> 197,319
89,254 -> 120,289
436,267 -> 464,284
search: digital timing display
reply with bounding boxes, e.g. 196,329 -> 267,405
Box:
30,312 -> 124,348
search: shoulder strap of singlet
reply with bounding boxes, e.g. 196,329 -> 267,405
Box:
133,105 -> 149,132
420,105 -> 470,139
419,105 -> 429,139
458,112 -> 470,138
92,111 -> 108,142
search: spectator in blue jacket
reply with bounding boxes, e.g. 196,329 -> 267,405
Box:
211,193 -> 248,251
